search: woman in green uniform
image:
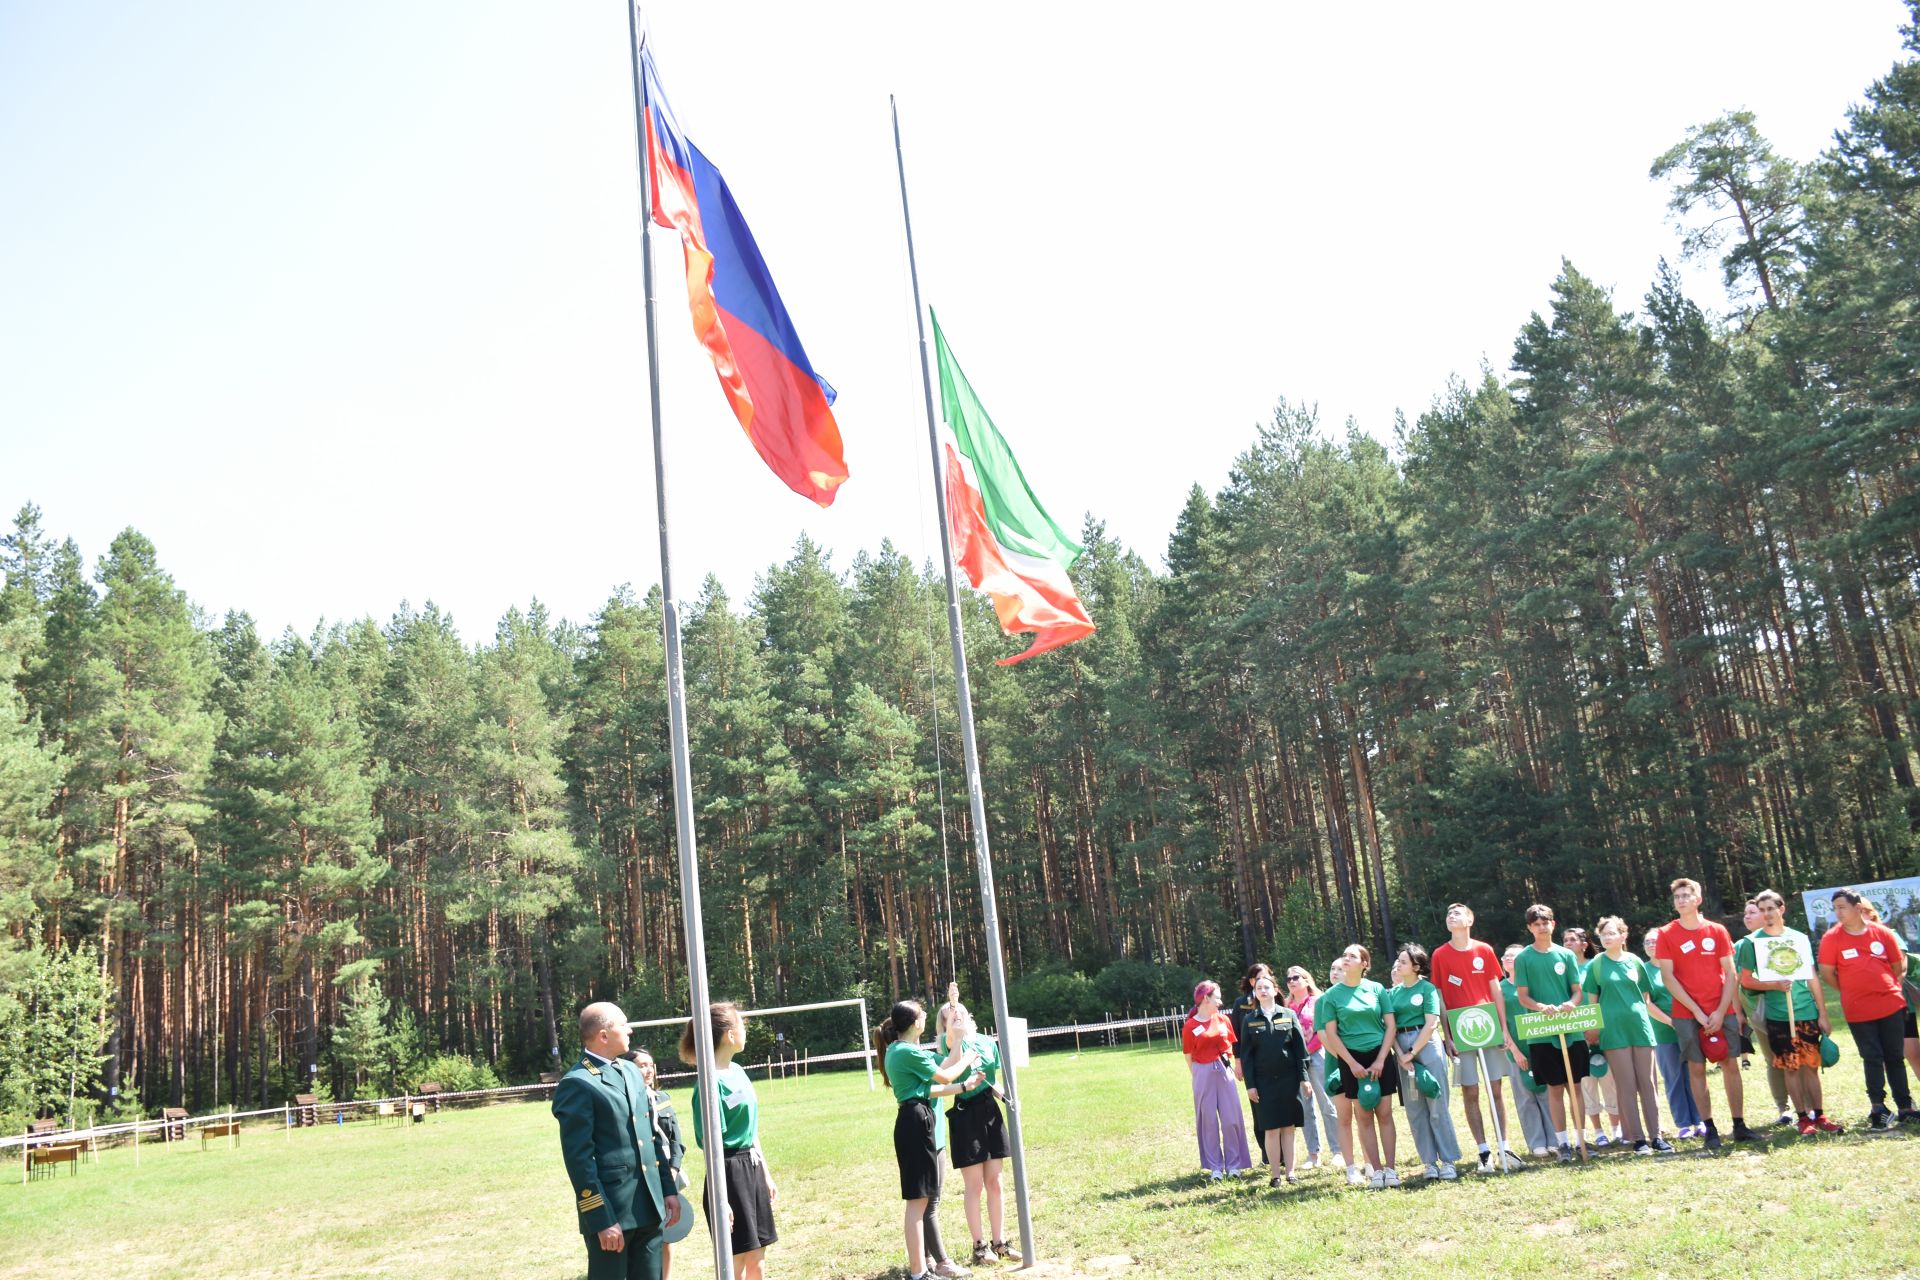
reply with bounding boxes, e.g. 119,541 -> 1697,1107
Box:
1316,944 -> 1400,1188
678,1003 -> 779,1280
1584,917 -> 1672,1153
1238,972 -> 1309,1186
873,1000 -> 983,1280
937,995 -> 1020,1266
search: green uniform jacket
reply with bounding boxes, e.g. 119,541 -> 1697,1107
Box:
552,1054 -> 681,1237
1239,1004 -> 1308,1090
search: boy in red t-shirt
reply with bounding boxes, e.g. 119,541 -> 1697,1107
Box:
1432,903 -> 1524,1172
1817,888 -> 1917,1128
1654,877 -> 1753,1150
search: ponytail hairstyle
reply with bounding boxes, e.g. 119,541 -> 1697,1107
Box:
1396,943 -> 1430,980
1343,944 -> 1372,975
1561,927 -> 1593,961
1239,963 -> 1274,996
678,1001 -> 746,1066
871,1000 -> 924,1088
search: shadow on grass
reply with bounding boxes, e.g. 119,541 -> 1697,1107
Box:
1097,1169 -> 1354,1204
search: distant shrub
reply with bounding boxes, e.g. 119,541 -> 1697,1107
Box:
412,1053 -> 501,1094
1093,959 -> 1208,1013
1007,968 -> 1100,1027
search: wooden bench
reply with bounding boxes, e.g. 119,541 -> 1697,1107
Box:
160,1107 -> 189,1142
27,1141 -> 85,1179
199,1119 -> 242,1149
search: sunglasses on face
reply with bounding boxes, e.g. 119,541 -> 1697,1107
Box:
1287,975 -> 1306,983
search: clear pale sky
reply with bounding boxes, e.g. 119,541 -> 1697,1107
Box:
1,3 -> 1909,641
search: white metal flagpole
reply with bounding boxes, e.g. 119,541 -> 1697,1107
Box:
624,9 -> 731,1277
890,94 -> 1037,1266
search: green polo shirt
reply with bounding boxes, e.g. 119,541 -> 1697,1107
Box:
1585,952 -> 1656,1049
689,1061 -> 758,1150
1315,979 -> 1388,1054
958,1034 -> 1000,1102
1384,979 -> 1443,1037
1499,977 -> 1526,1048
1513,944 -> 1582,1035
1647,967 -> 1678,1046
1734,928 -> 1819,1021
886,1041 -> 947,1151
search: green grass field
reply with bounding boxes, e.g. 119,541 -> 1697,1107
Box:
4,1043 -> 1917,1279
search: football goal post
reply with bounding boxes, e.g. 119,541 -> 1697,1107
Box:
629,997 -> 875,1090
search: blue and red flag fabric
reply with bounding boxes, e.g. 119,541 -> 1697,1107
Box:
638,42 -> 849,507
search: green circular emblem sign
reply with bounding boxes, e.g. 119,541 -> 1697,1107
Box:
1453,1006 -> 1500,1050
1765,945 -> 1799,977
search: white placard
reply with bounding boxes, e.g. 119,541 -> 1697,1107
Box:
1002,1015 -> 1030,1070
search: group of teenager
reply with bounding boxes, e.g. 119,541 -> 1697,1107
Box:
1180,881 -> 1920,1190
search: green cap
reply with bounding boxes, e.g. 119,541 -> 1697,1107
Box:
1587,1052 -> 1609,1079
1517,1066 -> 1546,1095
1413,1060 -> 1440,1098
1358,1075 -> 1382,1111
1819,1034 -> 1840,1068
1324,1059 -> 1343,1095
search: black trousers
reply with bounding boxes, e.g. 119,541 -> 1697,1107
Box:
585,1225 -> 664,1280
1846,1010 -> 1914,1113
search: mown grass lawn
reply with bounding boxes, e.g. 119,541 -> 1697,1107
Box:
3,1043 -> 1916,1279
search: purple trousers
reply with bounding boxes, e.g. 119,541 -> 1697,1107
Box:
1190,1057 -> 1252,1173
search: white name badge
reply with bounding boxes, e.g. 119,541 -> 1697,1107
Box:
1703,938 -> 1717,952
1554,962 -> 1566,975
1841,948 -> 1860,960
1680,941 -> 1697,954
1412,995 -> 1424,1006
1447,974 -> 1463,986
1871,942 -> 1886,956
1473,958 -> 1485,971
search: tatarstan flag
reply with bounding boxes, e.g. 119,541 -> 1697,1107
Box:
638,40 -> 849,506
933,313 -> 1095,664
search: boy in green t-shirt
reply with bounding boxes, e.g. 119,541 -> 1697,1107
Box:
1737,889 -> 1840,1135
1512,904 -> 1590,1160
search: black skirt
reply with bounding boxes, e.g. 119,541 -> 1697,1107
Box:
893,1098 -> 942,1199
948,1090 -> 1010,1169
703,1146 -> 777,1255
1250,1077 -> 1305,1130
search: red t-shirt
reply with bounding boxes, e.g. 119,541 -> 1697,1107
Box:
1432,939 -> 1502,1009
1818,923 -> 1907,1022
1659,918 -> 1735,1011
1182,1012 -> 1236,1064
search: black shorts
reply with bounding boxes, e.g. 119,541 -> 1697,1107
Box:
948,1091 -> 1010,1169
1528,1038 -> 1592,1087
1333,1050 -> 1399,1099
703,1146 -> 776,1255
1904,1009 -> 1917,1039
893,1098 -> 942,1200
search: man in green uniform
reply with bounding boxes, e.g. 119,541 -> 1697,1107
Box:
554,1002 -> 686,1280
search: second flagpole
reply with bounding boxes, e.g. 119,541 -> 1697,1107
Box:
890,94 -> 1039,1267
625,7 -> 733,1278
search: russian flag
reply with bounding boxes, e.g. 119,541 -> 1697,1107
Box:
638,41 -> 849,507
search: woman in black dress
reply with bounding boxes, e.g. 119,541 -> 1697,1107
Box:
1238,972 -> 1309,1185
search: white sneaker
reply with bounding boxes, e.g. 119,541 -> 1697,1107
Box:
1499,1149 -> 1526,1171
1420,1164 -> 1439,1180
1207,1169 -> 1223,1182
1367,1168 -> 1386,1189
932,1263 -> 971,1279
1592,1132 -> 1611,1148
1301,1155 -> 1319,1171
1381,1167 -> 1401,1187
1531,1147 -> 1553,1158
1347,1165 -> 1370,1188
1438,1162 -> 1459,1180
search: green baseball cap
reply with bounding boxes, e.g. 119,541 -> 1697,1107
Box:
1358,1075 -> 1382,1111
1587,1052 -> 1609,1079
1413,1061 -> 1441,1098
1819,1034 -> 1840,1068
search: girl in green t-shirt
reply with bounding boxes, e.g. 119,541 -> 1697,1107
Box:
936,993 -> 1020,1267
873,1000 -> 984,1280
1586,917 -> 1672,1154
1387,944 -> 1462,1179
1315,943 -> 1401,1188
678,1002 -> 779,1280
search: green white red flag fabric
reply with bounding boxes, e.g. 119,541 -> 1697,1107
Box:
932,313 -> 1095,664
